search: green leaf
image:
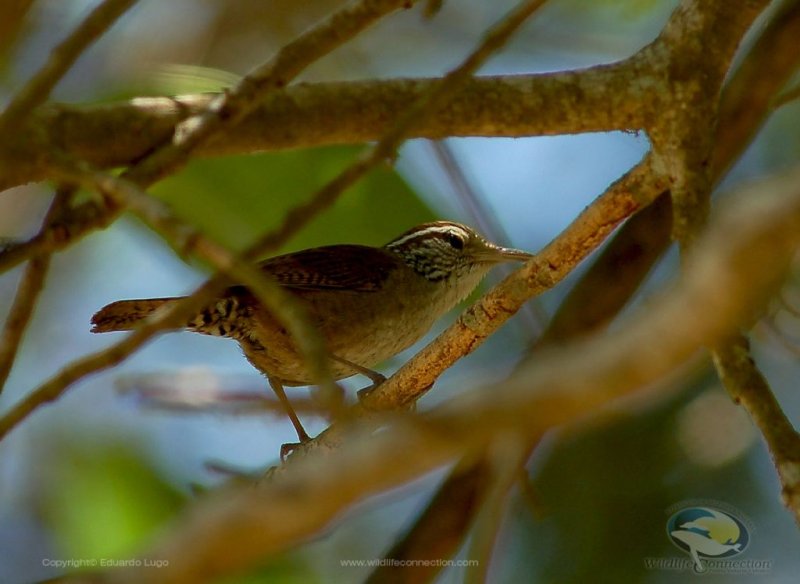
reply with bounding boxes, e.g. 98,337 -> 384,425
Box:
42,445 -> 184,561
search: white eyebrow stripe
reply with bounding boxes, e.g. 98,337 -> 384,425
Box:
388,225 -> 469,248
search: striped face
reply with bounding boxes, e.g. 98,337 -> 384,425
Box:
385,221 -> 502,281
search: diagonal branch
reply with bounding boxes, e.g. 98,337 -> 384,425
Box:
714,0 -> 800,180
713,334 -> 800,523
0,187 -> 73,394
0,0 -> 137,135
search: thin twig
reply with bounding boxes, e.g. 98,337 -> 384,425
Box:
0,0 -> 137,135
0,192 -> 124,277
713,335 -> 800,523
367,0 -> 549,158
0,187 -> 73,394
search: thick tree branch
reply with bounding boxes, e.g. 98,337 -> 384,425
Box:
644,0 -> 770,247
0,67 -> 649,193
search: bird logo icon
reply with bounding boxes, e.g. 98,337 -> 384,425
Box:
667,506 -> 749,573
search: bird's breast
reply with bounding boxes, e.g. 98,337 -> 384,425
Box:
241,267 -> 482,385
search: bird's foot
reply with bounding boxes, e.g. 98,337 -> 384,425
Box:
280,440 -> 303,462
356,372 -> 387,402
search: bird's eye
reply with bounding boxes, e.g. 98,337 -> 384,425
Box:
447,232 -> 465,250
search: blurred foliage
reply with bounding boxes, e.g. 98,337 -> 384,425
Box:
38,441 -> 317,583
498,376 -> 762,583
149,145 -> 436,257
144,63 -> 241,95
41,444 -> 184,561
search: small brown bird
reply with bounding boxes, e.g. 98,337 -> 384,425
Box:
91,221 -> 532,443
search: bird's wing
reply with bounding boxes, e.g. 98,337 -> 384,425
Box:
254,245 -> 399,292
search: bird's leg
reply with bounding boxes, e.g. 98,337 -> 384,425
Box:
329,355 -> 386,400
267,376 -> 310,460
203,459 -> 262,481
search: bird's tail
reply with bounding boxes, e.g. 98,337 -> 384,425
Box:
90,298 -> 182,333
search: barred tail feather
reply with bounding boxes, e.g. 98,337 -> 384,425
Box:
90,298 -> 181,333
